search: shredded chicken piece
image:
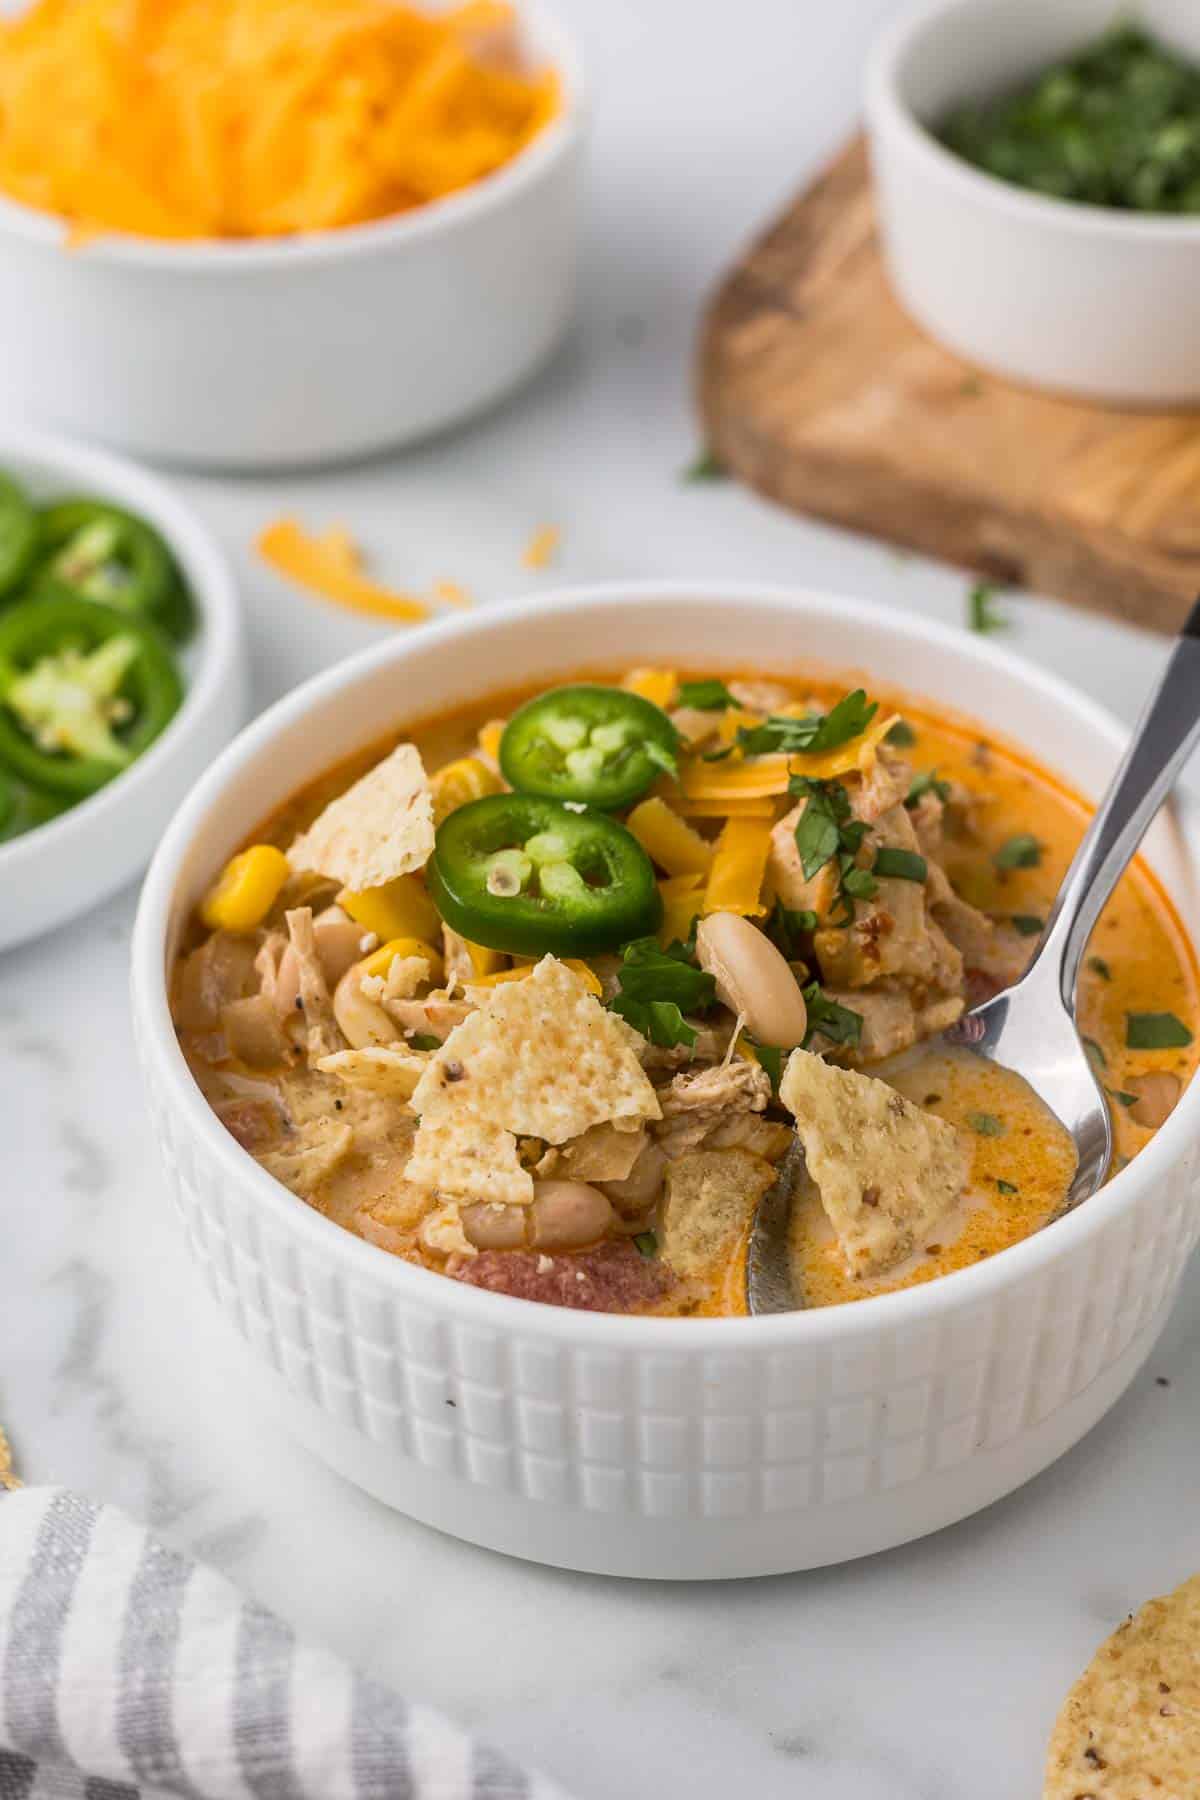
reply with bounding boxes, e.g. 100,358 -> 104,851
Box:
388,994 -> 475,1041
639,1020 -> 734,1073
728,677 -> 793,713
285,907 -> 342,1062
652,1058 -> 772,1158
441,925 -> 475,987
855,748 -> 912,823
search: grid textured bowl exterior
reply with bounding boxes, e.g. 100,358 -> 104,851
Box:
135,1016 -> 1200,1576
132,583 -> 1200,1578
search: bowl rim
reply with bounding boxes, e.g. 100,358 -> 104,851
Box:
865,0 -> 1200,243
0,0 -> 583,273
0,424 -> 241,876
131,579 -> 1200,1347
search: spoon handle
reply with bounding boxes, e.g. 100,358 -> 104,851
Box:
1040,599 -> 1200,1009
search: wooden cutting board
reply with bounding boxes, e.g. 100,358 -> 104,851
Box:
697,135 -> 1200,635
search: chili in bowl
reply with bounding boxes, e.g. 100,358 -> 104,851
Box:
131,585 -> 1200,1577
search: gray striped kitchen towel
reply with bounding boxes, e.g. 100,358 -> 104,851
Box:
0,1488 -> 571,1800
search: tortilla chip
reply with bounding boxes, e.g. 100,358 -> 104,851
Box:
259,1118 -> 354,1196
1044,1572 -> 1200,1798
0,1423 -> 19,1492
287,743 -> 434,891
535,1123 -> 648,1183
780,1048 -> 969,1277
316,1045 -> 428,1100
406,1109 -> 533,1207
411,956 -> 661,1145
660,1148 -> 776,1282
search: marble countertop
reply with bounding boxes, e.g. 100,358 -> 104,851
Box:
5,1 -> 1200,1793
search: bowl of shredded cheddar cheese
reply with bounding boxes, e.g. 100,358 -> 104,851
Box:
0,0 -> 582,466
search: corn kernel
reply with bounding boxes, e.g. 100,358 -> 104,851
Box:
429,755 -> 503,826
622,667 -> 677,710
199,844 -> 290,934
464,938 -> 504,978
339,873 -> 441,943
467,958 -> 602,996
359,936 -> 445,986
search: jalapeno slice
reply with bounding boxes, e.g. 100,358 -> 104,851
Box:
427,793 -> 663,956
0,590 -> 183,798
0,473 -> 39,600
0,767 -> 70,842
35,499 -> 194,641
500,685 -> 679,809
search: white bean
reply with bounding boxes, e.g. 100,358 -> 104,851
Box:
461,1203 -> 530,1251
1127,1071 -> 1181,1130
332,960 -> 401,1049
600,1143 -> 668,1218
531,1181 -> 614,1250
695,911 -> 808,1048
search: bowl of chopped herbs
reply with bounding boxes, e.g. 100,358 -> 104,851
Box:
866,0 -> 1200,403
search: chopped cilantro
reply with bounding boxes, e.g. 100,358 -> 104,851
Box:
968,1111 -> 1005,1136
968,583 -> 1007,634
994,833 -> 1042,870
733,689 -> 878,760
1126,1011 -> 1193,1050
873,847 -> 928,883
1082,1036 -> 1107,1069
788,776 -> 878,920
633,1230 -> 659,1259
1107,1088 -> 1138,1108
677,678 -> 737,711
803,985 -> 863,1051
843,865 -> 880,900
996,1178 -> 1019,1195
905,769 -> 951,808
765,901 -> 818,958
409,1033 -> 441,1051
746,1039 -> 783,1093
1011,914 -> 1045,937
886,719 -> 917,748
682,448 -> 727,482
1088,955 -> 1113,981
608,937 -> 716,1047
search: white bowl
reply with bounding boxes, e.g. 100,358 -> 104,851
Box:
0,427 -> 245,954
865,0 -> 1200,405
131,584 -> 1200,1579
0,6 -> 582,470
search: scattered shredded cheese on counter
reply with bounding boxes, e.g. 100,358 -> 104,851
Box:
257,519 -> 431,623
0,0 -> 559,242
522,524 -> 560,569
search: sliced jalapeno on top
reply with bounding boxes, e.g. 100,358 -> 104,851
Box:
427,793 -> 663,956
0,589 -> 183,798
0,473 -> 39,600
35,499 -> 194,641
500,684 -> 679,809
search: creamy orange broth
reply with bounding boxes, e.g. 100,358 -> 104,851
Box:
181,667 -> 1200,1318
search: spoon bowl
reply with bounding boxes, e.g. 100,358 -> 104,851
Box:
748,600 -> 1200,1316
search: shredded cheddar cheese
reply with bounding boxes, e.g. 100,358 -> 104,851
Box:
522,524 -> 560,569
0,0 -> 559,242
703,816 -> 772,918
258,519 -> 431,623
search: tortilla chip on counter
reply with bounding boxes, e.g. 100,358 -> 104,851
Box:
780,1048 -> 969,1277
1044,1572 -> 1200,1798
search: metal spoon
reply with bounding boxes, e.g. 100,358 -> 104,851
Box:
747,601 -> 1200,1316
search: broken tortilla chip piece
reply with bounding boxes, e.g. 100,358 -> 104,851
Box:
259,1119 -> 354,1196
1043,1571 -> 1200,1799
660,1148 -> 777,1283
287,743 -> 434,892
411,956 -> 662,1145
406,1110 -> 533,1207
780,1049 -> 969,1277
316,1045 -> 428,1100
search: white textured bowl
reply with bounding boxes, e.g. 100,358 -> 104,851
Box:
131,585 -> 1200,1578
0,6 -> 581,469
865,0 -> 1200,405
0,427 -> 244,954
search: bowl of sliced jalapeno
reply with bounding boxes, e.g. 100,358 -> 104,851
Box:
0,427 -> 244,952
